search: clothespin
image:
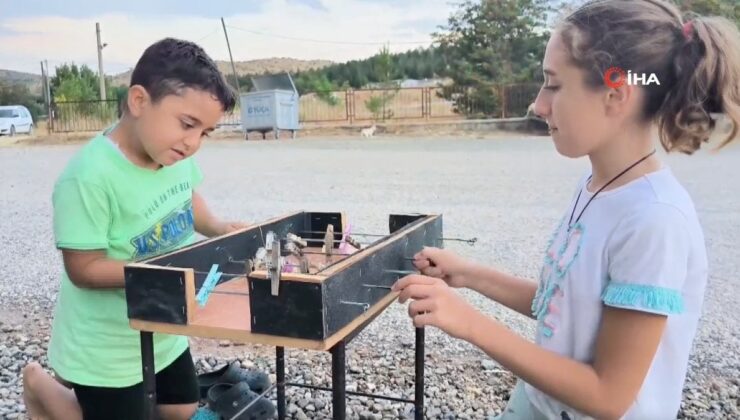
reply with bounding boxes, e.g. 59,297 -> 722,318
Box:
196,264 -> 223,307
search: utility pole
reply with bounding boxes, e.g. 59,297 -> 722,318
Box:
220,17 -> 241,94
44,60 -> 51,110
40,61 -> 48,108
96,22 -> 107,100
40,60 -> 52,133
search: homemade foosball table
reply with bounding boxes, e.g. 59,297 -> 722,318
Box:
125,211 -> 447,419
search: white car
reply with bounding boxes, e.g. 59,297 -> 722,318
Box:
0,105 -> 34,136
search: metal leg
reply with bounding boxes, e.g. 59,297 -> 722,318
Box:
331,341 -> 346,420
415,327 -> 425,420
276,346 -> 286,420
140,331 -> 156,420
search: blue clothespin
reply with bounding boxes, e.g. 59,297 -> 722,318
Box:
196,264 -> 222,307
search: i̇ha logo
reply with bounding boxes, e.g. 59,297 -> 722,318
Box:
604,66 -> 660,88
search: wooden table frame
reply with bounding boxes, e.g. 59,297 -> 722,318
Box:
126,211 -> 443,419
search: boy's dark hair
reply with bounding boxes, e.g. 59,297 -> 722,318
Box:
129,38 -> 237,112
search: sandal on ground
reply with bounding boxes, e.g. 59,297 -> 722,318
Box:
198,361 -> 271,398
207,382 -> 276,420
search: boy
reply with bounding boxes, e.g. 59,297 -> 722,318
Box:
23,38 -> 261,420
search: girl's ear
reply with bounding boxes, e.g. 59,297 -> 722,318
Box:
603,83 -> 639,119
126,85 -> 150,118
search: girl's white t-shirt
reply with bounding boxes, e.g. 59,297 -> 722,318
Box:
525,166 -> 708,419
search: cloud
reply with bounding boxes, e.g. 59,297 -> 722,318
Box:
0,0 -> 263,19
0,0 -> 454,74
287,0 -> 329,12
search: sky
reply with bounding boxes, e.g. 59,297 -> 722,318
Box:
0,0 -> 455,75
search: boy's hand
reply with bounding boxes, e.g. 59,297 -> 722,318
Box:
213,221 -> 252,236
412,247 -> 475,289
392,274 -> 480,340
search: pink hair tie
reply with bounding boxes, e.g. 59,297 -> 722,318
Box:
682,20 -> 694,40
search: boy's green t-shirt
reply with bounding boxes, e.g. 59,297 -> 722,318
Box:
48,133 -> 203,387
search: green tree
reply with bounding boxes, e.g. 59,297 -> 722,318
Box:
558,0 -> 738,26
365,45 -> 400,121
54,77 -> 97,103
672,0 -> 739,26
50,63 -> 102,102
309,74 -> 340,106
435,0 -> 550,118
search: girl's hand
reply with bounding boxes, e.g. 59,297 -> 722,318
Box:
392,274 -> 480,340
412,247 -> 474,289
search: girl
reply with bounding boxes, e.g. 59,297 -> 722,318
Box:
393,1 -> 740,419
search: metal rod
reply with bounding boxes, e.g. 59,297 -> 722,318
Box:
299,237 -> 370,245
384,269 -> 417,275
415,327 -> 425,420
289,250 -> 357,256
331,341 -> 346,420
193,270 -> 246,278
209,290 -> 250,297
300,230 -> 387,237
362,284 -> 393,290
339,300 -> 370,311
276,347 -> 286,420
300,230 -> 478,245
192,265 -> 300,277
443,236 -> 478,246
140,332 -> 156,420
285,382 -> 415,404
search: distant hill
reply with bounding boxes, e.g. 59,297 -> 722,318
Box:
0,58 -> 332,94
0,69 -> 43,94
110,58 -> 334,87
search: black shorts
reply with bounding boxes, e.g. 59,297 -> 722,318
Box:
72,347 -> 199,420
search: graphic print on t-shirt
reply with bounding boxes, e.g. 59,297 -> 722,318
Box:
131,200 -> 195,259
532,220 -> 585,338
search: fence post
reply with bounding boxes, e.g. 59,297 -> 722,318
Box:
500,85 -> 507,119
49,101 -> 55,133
348,90 -> 355,125
422,88 -> 429,120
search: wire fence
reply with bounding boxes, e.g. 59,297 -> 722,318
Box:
49,100 -> 120,133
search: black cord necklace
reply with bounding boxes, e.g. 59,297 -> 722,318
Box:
568,149 -> 657,231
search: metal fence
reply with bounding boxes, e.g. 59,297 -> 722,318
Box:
49,99 -> 120,133
50,84 -> 541,133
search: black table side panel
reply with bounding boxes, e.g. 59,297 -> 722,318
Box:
125,266 -> 187,324
323,216 -> 443,338
389,214 -> 428,234
306,212 -> 343,247
248,278 -> 326,340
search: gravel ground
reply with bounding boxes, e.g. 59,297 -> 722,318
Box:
0,136 -> 738,419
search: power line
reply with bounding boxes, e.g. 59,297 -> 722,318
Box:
226,24 -> 432,46
196,28 -> 221,43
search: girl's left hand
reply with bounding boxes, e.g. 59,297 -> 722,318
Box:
392,274 -> 480,340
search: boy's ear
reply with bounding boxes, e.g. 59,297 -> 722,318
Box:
126,85 -> 150,118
